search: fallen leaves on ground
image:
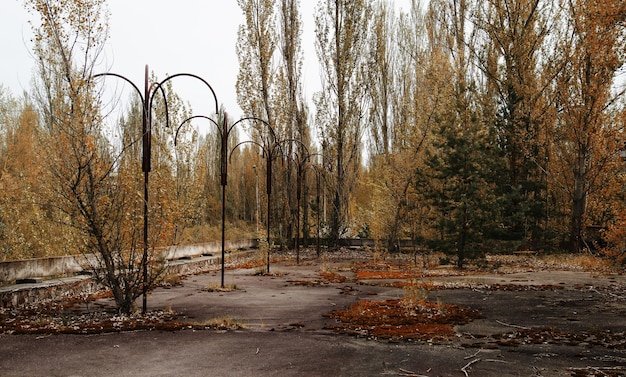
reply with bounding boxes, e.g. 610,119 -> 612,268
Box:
325,298 -> 481,341
0,291 -> 242,335
473,327 -> 626,349
287,271 -> 348,286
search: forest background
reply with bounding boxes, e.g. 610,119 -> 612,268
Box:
1,0 -> 626,272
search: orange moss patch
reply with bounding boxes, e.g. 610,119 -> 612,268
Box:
326,299 -> 481,341
356,270 -> 417,280
229,256 -> 284,271
319,271 -> 347,283
287,280 -> 320,286
287,271 -> 348,286
228,259 -> 266,270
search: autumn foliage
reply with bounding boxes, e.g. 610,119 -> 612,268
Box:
2,0 -> 626,288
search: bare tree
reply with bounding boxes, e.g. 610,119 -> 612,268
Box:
27,0 -> 164,314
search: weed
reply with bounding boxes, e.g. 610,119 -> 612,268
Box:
436,297 -> 447,315
252,267 -> 266,276
319,254 -> 332,273
204,283 -> 238,292
201,316 -> 246,329
159,272 -> 183,287
403,278 -> 429,306
371,249 -> 387,263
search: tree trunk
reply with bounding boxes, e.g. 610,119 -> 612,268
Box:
570,174 -> 587,253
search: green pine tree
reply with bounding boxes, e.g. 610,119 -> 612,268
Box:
424,115 -> 503,268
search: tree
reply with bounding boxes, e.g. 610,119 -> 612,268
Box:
474,0 -> 562,248
237,0 -> 284,245
275,0 -> 310,249
26,0 -> 164,314
315,0 -> 372,243
358,1 -> 446,251
553,0 -> 626,252
365,1 -> 397,157
237,0 -> 276,126
0,91 -> 74,260
419,0 -> 501,267
424,113 -> 502,267
360,2 -> 399,250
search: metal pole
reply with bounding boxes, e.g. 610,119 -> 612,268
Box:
254,165 -> 259,234
142,64 -> 150,314
316,173 -> 321,258
220,115 -> 228,288
296,163 -> 301,264
221,184 -> 226,287
266,154 -> 272,274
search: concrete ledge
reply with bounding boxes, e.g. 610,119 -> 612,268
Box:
162,239 -> 258,260
0,239 -> 259,284
15,277 -> 44,284
0,255 -> 85,284
0,249 -> 257,308
0,275 -> 96,308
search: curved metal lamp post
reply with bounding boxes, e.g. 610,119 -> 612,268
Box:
231,121 -> 281,274
311,164 -> 323,257
175,114 -> 233,288
285,145 -> 321,264
175,115 -> 271,287
294,153 -> 324,262
93,65 -> 218,313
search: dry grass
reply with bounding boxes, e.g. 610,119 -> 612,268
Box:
203,282 -> 238,292
197,316 -> 246,330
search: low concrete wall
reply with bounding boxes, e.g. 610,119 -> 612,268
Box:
0,238 -> 421,283
0,256 -> 84,284
0,276 -> 97,308
0,249 -> 259,308
163,239 -> 258,260
0,239 -> 259,284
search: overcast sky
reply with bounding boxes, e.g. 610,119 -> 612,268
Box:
1,0 -> 325,120
1,1 -> 411,122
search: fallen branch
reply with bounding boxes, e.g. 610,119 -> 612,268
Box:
461,358 -> 481,377
398,367 -> 429,377
496,320 -> 530,330
464,349 -> 482,360
484,359 -> 511,364
589,367 -> 610,376
590,287 -> 625,301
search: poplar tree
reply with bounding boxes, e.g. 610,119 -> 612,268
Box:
315,0 -> 372,243
275,0 -> 310,246
236,0 -> 276,125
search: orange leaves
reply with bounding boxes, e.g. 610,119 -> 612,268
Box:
326,298 -> 480,341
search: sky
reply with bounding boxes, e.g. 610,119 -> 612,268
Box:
2,0 -> 311,120
1,0 -> 411,123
